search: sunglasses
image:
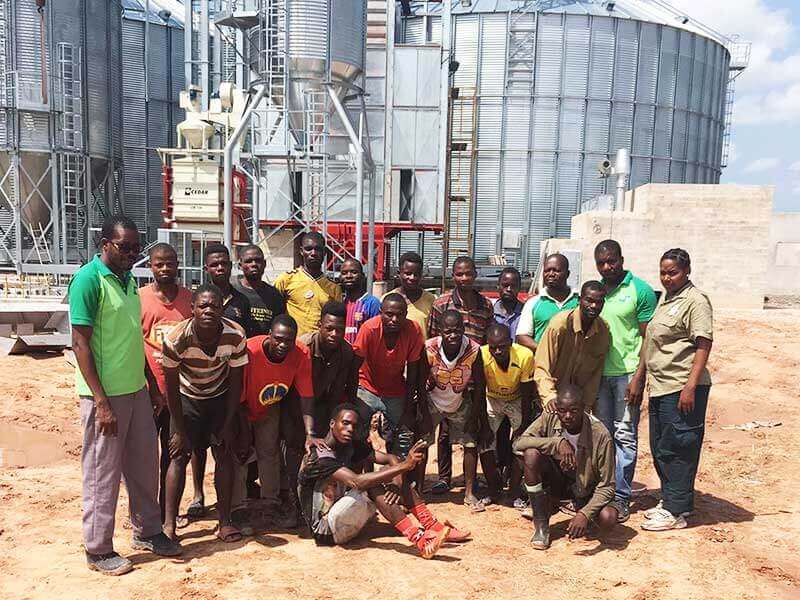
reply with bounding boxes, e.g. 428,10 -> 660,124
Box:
108,240 -> 142,255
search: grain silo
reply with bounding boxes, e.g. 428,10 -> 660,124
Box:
121,0 -> 185,240
402,0 -> 741,273
0,0 -> 124,271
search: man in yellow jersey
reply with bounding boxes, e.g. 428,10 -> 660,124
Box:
477,322 -> 537,505
274,231 -> 343,336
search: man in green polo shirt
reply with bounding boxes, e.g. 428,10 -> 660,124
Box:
594,239 -> 657,523
70,215 -> 180,576
516,253 -> 579,353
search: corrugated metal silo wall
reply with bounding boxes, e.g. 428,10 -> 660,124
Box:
122,15 -> 184,240
403,12 -> 729,275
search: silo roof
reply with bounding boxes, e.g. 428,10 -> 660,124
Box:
121,0 -> 185,28
411,0 -> 731,47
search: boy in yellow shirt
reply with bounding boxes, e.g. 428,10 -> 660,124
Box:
478,322 -> 537,505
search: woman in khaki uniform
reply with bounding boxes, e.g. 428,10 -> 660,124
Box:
633,249 -> 713,531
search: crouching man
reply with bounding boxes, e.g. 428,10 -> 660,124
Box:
298,405 -> 455,558
513,384 -> 618,549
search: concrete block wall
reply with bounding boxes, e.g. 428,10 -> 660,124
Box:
543,184 -> 774,310
768,213 -> 800,296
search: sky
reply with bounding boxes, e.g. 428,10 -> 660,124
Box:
669,0 -> 800,212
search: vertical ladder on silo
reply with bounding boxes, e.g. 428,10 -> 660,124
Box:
721,38 -> 750,168
506,1 -> 539,94
443,86 -> 477,266
58,43 -> 82,151
61,152 -> 85,248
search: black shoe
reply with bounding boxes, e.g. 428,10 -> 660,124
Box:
85,551 -> 133,576
131,532 -> 182,556
529,490 -> 551,550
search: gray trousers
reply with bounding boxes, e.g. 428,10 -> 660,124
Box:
80,387 -> 162,554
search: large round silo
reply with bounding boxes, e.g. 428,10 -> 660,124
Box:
403,0 -> 731,272
247,0 -> 366,141
0,0 -> 123,268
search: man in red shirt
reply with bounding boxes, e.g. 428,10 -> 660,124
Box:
139,243 -> 193,521
240,314 -> 318,527
352,293 -> 423,458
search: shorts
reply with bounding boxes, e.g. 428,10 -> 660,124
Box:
355,387 -> 413,457
540,455 -> 591,509
327,490 -> 376,545
423,395 -> 476,448
174,393 -> 227,451
486,396 -> 523,433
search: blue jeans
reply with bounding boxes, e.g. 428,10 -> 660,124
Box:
595,374 -> 640,504
649,386 -> 710,516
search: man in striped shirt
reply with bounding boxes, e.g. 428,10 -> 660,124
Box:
161,283 -> 249,544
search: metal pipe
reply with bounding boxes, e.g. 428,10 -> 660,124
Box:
367,172 -> 376,291
223,84 -> 268,249
200,0 -> 209,110
184,0 -> 192,90
438,0 -> 452,289
614,147 -> 630,210
326,86 -> 373,168
355,111 -> 364,261
144,0 -> 150,102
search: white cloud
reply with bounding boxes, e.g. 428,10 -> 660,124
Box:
742,157 -> 781,173
669,0 -> 800,124
792,182 -> 800,195
789,161 -> 800,172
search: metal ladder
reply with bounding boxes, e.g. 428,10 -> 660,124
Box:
721,38 -> 751,168
61,152 -> 85,248
506,1 -> 539,95
57,43 -> 82,150
443,86 -> 478,266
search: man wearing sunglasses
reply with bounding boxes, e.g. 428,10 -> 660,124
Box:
69,215 -> 180,576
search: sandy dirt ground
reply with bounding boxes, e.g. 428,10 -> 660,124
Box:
0,309 -> 799,599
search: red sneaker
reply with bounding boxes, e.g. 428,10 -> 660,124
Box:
414,526 -> 450,559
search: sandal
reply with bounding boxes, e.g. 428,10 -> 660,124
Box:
176,515 -> 190,529
464,497 -> 487,513
443,519 -> 472,542
216,525 -> 242,543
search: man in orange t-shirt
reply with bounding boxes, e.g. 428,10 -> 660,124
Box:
139,243 -> 192,520
352,293 -> 424,458
240,314 -> 317,526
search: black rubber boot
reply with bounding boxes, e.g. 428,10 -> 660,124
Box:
529,489 -> 551,550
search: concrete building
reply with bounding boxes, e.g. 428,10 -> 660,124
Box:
768,213 -> 800,298
544,183 -> 774,310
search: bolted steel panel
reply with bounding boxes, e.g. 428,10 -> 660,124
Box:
479,14 -> 506,97
148,25 -> 170,102
535,13 -> 564,98
559,99 -> 585,152
474,155 -> 500,260
613,19 -> 638,102
636,22 -> 658,104
563,16 -> 589,98
555,153 -> 580,235
588,17 -> 614,100
453,16 -> 479,88
478,99 -> 503,149
123,20 -> 147,99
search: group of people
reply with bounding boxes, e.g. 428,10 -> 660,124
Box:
70,214 -> 714,575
